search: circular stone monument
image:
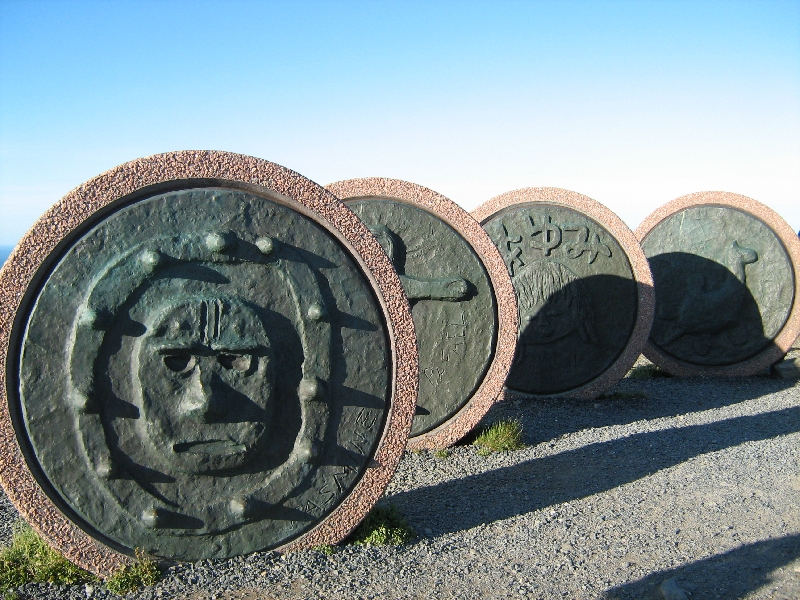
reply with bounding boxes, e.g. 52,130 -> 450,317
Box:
636,191 -> 800,377
473,188 -> 654,399
0,151 -> 417,576
326,178 -> 518,450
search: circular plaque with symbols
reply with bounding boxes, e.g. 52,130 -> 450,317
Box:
0,152 -> 417,574
327,178 -> 518,450
474,188 -> 654,398
636,192 -> 800,377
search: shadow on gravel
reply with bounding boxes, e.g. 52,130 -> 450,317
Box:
510,377 -> 796,446
604,533 -> 800,600
390,406 -> 800,534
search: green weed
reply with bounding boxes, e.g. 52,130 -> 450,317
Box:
313,544 -> 335,556
105,548 -> 160,595
0,521 -> 96,593
473,419 -> 525,454
349,505 -> 415,546
432,449 -> 451,459
627,364 -> 671,379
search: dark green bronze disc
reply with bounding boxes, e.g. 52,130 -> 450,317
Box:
482,203 -> 638,395
346,199 -> 497,437
640,205 -> 795,367
16,187 -> 391,560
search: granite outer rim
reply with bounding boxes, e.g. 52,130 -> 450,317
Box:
634,191 -> 800,377
0,151 -> 418,577
326,177 -> 518,450
472,187 -> 655,400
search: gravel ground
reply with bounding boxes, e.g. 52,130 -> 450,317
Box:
2,348 -> 800,600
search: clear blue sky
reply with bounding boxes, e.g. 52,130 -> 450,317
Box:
1,0 -> 798,246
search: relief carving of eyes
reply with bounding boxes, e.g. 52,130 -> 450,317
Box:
163,353 -> 197,374
217,353 -> 253,373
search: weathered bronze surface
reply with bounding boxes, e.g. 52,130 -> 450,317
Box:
482,204 -> 638,395
16,187 -> 391,560
640,206 -> 795,366
346,199 -> 497,436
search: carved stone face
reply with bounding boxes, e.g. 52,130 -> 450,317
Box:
135,296 -> 275,474
17,187 -> 392,559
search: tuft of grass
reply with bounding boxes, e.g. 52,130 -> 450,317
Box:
432,449 -> 451,459
627,364 -> 671,379
473,419 -> 525,454
348,505 -> 415,546
105,548 -> 160,595
0,521 -> 97,593
599,390 -> 649,401
313,544 -> 335,556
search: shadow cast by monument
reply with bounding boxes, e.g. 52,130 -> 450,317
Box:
511,374 -> 796,446
389,406 -> 800,535
648,251 -> 767,367
503,252 -> 789,442
604,534 -> 800,600
509,271 -> 639,396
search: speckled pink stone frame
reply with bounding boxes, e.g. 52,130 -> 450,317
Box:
326,178 -> 518,450
0,151 -> 418,577
473,187 -> 655,399
635,191 -> 800,377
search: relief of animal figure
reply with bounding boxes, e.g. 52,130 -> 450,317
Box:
652,240 -> 759,355
367,225 -> 471,302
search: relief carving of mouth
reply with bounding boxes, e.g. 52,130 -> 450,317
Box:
173,439 -> 248,455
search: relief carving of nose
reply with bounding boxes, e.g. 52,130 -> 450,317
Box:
180,366 -> 224,423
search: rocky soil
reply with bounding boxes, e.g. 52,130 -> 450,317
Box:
2,349 -> 800,599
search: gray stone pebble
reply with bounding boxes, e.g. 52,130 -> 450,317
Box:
2,352 -> 799,599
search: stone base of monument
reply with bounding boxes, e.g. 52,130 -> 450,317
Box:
772,358 -> 800,379
0,151 -> 418,576
326,178 -> 518,450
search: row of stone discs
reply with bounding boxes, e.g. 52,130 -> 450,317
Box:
473,187 -> 800,392
0,151 -> 418,576
636,191 -> 800,376
325,178 -> 518,450
473,188 -> 655,398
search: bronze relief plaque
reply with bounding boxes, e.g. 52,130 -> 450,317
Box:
345,198 -> 495,435
0,152 -> 417,573
637,192 -> 800,376
475,188 -> 654,398
327,178 -> 518,449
